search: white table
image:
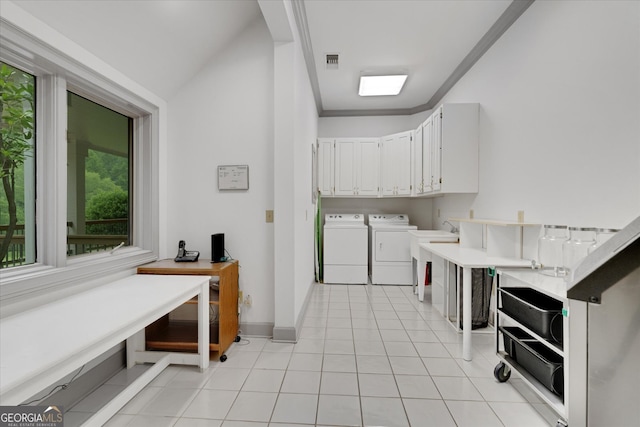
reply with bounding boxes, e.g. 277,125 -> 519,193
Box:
408,230 -> 459,302
0,274 -> 210,425
419,242 -> 531,361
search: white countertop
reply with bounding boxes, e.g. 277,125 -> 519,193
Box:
419,242 -> 532,268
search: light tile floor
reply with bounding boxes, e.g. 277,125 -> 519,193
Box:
65,284 -> 559,426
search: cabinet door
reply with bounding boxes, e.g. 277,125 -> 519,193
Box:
380,132 -> 412,196
356,139 -> 380,196
317,139 -> 334,196
395,132 -> 412,195
380,136 -> 396,196
422,118 -> 433,193
334,139 -> 357,196
437,103 -> 479,194
414,125 -> 424,194
431,107 -> 443,192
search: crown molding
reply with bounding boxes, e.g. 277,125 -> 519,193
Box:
295,0 -> 535,118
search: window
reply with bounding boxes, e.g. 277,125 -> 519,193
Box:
0,62 -> 36,269
0,15 -> 160,306
67,92 -> 132,257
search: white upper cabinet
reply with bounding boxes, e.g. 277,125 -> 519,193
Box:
381,131 -> 412,196
334,138 -> 379,196
430,103 -> 479,194
317,138 -> 334,196
413,103 -> 479,196
316,103 -> 478,199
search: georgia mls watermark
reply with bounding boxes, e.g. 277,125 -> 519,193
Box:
0,406 -> 63,427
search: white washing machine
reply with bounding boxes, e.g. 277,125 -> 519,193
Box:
368,214 -> 417,285
323,214 -> 368,284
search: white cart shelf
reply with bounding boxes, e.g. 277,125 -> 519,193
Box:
495,269 -> 587,427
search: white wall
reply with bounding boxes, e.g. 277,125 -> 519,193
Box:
435,1 -> 640,230
166,4 -> 319,336
292,42 -> 319,319
318,111 -> 430,138
167,17 -> 275,329
318,1 -> 640,234
270,0 -> 319,340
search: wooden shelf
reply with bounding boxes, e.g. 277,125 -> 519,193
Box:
146,319 -> 221,352
137,259 -> 239,359
184,288 -> 219,305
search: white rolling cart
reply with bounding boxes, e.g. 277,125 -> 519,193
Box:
493,269 -> 587,427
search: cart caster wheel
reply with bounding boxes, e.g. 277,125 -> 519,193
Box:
494,362 -> 511,382
220,354 -> 227,362
234,335 -> 241,342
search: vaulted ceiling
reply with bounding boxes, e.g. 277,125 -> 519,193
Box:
10,0 -> 532,116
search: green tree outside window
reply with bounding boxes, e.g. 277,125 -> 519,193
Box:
0,63 -> 34,264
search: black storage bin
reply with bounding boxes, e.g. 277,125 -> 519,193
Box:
499,326 -> 564,397
500,287 -> 563,345
459,268 -> 493,330
515,341 -> 564,397
500,326 -> 535,361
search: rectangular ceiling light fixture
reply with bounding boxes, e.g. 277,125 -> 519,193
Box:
358,74 -> 408,96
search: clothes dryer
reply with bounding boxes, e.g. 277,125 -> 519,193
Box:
368,214 -> 417,285
323,214 -> 368,284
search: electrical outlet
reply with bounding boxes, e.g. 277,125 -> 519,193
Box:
266,210 -> 274,223
517,210 -> 525,223
469,209 -> 474,219
244,294 -> 252,307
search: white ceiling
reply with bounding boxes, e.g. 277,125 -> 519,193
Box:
9,0 -> 525,114
304,0 -> 512,113
10,0 -> 262,100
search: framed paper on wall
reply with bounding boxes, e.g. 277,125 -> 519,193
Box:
218,165 -> 249,190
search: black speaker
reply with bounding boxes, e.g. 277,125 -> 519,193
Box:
211,233 -> 225,262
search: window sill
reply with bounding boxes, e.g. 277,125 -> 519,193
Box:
0,248 -> 157,317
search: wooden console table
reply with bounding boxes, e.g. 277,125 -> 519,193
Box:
137,259 -> 239,361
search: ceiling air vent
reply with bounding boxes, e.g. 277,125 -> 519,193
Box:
326,54 -> 339,70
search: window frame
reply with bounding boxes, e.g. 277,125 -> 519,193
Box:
0,15 -> 160,311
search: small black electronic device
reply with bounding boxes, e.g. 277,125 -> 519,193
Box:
211,233 -> 226,263
175,240 -> 200,262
